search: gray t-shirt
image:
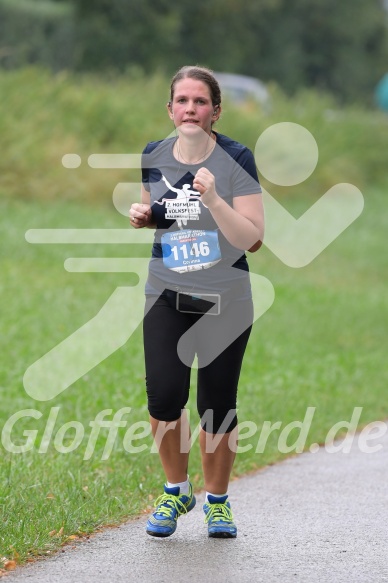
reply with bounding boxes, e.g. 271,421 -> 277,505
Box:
141,131 -> 262,298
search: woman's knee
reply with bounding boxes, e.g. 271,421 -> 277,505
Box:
146,380 -> 189,421
198,407 -> 238,434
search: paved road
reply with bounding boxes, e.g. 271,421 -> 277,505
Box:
7,424 -> 388,582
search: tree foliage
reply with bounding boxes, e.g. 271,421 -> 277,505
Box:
0,0 -> 387,104
0,0 -> 74,70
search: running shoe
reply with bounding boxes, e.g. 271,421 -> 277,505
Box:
203,494 -> 237,538
146,483 -> 196,537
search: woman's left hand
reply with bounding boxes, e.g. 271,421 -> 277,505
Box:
193,167 -> 219,208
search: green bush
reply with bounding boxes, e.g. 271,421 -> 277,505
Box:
1,68 -> 387,206
0,0 -> 74,71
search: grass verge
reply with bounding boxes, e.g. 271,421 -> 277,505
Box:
0,183 -> 387,565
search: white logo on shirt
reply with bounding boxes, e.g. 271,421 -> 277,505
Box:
154,174 -> 203,228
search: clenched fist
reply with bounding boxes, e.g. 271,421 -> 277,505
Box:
193,167 -> 219,208
129,203 -> 152,228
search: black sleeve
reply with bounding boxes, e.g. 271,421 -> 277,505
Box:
231,148 -> 262,197
141,143 -> 150,192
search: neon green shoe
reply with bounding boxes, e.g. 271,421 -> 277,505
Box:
146,483 -> 196,537
203,495 -> 237,538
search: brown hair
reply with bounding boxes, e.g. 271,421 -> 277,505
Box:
169,65 -> 221,107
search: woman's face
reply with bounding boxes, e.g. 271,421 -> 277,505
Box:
168,78 -> 219,136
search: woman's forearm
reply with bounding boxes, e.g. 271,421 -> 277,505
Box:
206,195 -> 263,251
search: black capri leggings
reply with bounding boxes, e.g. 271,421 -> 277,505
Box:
143,290 -> 253,433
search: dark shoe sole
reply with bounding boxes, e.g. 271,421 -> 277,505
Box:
146,529 -> 175,538
209,531 -> 237,539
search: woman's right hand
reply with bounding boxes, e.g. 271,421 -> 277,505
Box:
129,203 -> 152,228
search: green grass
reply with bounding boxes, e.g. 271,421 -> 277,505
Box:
1,182 -> 387,565
0,67 -> 387,566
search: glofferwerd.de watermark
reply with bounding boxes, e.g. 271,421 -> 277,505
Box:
1,406 -> 386,461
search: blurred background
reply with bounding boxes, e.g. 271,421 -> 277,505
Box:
1,0 -> 388,104
1,0 -> 388,203
1,0 -> 388,567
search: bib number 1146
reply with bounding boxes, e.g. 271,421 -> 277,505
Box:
161,229 -> 221,273
171,241 -> 210,261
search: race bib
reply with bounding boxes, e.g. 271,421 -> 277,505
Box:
161,229 -> 222,273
